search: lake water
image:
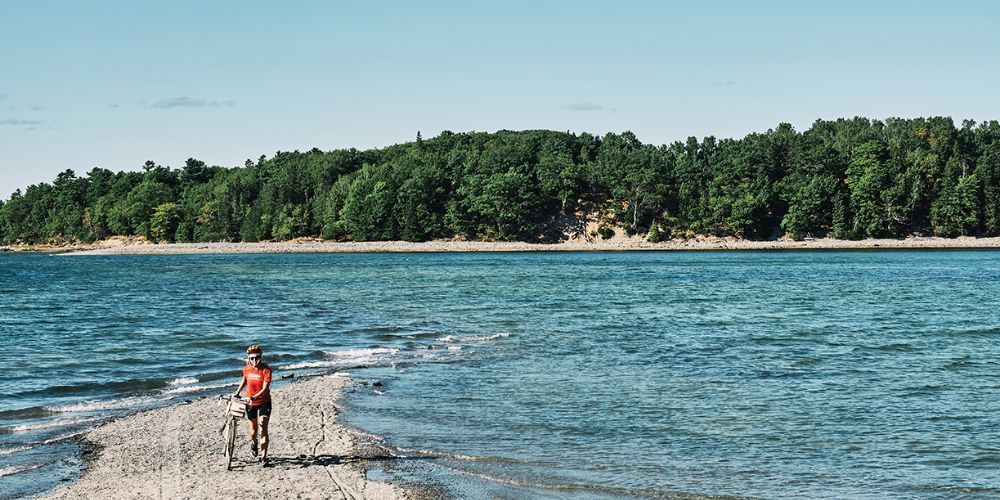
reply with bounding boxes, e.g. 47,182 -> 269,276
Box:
1,251 -> 999,498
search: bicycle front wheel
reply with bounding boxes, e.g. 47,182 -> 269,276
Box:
225,417 -> 236,470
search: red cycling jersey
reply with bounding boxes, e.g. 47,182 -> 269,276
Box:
242,363 -> 272,406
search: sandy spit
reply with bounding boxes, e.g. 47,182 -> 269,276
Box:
43,236 -> 1000,255
44,375 -> 413,500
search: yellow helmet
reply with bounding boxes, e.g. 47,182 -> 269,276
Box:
246,344 -> 263,355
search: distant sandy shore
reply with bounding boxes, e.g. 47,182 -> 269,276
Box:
45,375 -> 413,499
18,235 -> 1000,255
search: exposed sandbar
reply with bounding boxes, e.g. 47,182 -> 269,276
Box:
45,375 -> 410,499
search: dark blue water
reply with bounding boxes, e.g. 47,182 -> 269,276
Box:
2,251 -> 999,498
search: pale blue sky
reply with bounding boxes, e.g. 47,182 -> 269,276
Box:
1,0 -> 998,197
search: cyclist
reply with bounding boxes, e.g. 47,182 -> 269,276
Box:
233,344 -> 272,465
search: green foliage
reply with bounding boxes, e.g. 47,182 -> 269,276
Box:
194,201 -> 227,241
396,164 -> 449,241
456,169 -> 541,240
319,177 -> 351,240
781,175 -> 839,240
273,204 -> 311,240
3,120 -> 1000,245
535,137 -> 582,212
845,141 -> 913,238
646,223 -> 665,243
931,174 -> 980,237
150,203 -> 181,242
341,167 -> 398,241
125,180 -> 175,239
975,143 -> 1000,235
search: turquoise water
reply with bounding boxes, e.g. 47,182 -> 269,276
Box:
2,251 -> 999,498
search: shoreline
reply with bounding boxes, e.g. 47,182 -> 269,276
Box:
43,374 -> 419,499
5,235 -> 1000,255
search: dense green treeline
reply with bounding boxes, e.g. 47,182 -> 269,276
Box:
3,116 -> 1000,245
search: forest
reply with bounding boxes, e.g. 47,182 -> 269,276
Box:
2,116 -> 999,245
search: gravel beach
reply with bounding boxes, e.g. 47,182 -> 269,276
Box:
38,235 -> 1000,255
44,375 -> 410,499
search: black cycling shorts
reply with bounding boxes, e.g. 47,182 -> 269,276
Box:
246,402 -> 272,420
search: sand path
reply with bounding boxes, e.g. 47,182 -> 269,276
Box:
46,375 -> 406,499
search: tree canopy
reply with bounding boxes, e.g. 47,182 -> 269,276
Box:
3,117 -> 1000,245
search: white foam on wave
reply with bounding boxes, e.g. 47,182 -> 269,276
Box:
331,348 -> 400,358
283,360 -> 340,370
12,416 -> 102,433
50,396 -> 157,414
282,348 -> 401,370
350,428 -> 389,443
0,463 -> 45,478
43,429 -> 88,444
168,377 -> 198,386
0,445 -> 33,456
438,332 -> 510,343
162,381 -> 231,395
447,346 -> 463,351
396,445 -> 481,462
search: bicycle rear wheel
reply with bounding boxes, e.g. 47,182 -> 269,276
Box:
225,417 -> 236,470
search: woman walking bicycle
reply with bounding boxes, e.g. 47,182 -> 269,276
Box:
233,344 -> 273,466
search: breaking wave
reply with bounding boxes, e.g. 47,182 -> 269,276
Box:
438,332 -> 510,343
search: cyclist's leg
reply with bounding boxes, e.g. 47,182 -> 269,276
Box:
247,404 -> 262,457
259,414 -> 269,460
247,416 -> 258,443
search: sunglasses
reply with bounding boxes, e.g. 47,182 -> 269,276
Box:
248,355 -> 261,361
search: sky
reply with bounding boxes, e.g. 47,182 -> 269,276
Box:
1,0 -> 999,197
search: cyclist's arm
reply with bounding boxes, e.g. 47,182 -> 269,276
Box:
233,376 -> 246,398
249,380 -> 269,401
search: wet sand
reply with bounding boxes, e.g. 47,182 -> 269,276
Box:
41,235 -> 1000,255
44,375 -> 411,499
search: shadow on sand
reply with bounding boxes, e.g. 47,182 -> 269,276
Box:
229,453 -> 434,470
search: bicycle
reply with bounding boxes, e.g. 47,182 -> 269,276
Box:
219,395 -> 248,470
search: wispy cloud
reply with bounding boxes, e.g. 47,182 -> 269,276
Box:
28,105 -> 45,111
0,118 -> 41,125
564,101 -> 615,112
711,80 -> 737,86
150,97 -> 235,109
107,103 -> 120,108
0,94 -> 8,101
